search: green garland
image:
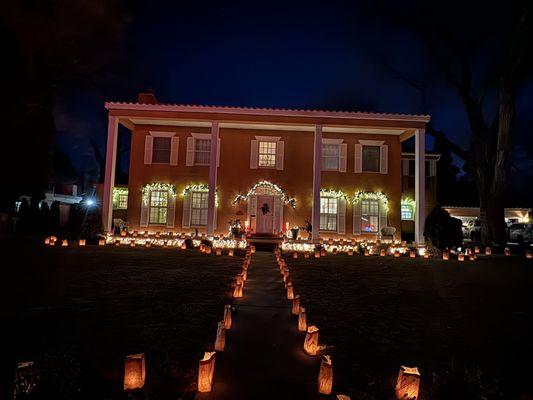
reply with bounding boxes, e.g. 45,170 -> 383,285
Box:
112,187 -> 129,206
320,189 -> 349,201
353,191 -> 389,211
142,183 -> 176,205
181,183 -> 219,207
233,180 -> 296,208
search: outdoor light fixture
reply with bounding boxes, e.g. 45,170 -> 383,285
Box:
380,249 -> 386,257
409,250 -> 416,258
61,239 -> 68,247
348,249 -> 354,256
474,246 -> 480,254
314,250 -> 320,258
197,352 -> 216,392
485,247 -> 492,256
458,253 -> 464,261
304,325 -> 319,356
298,307 -> 307,332
123,353 -> 145,391
85,199 -> 95,207
224,305 -> 232,329
98,239 -> 106,246
214,321 -> 226,352
337,395 -> 351,400
292,295 -> 300,315
395,366 -> 420,400
442,251 -> 449,260
318,355 -> 333,395
78,239 -> 86,246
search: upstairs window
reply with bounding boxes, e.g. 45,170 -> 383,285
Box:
152,137 -> 171,163
322,144 -> 340,171
149,190 -> 168,225
362,146 -> 381,172
194,139 -> 211,165
258,141 -> 277,167
320,197 -> 338,231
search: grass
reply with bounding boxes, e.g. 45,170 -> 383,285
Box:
1,236 -> 242,399
287,253 -> 533,399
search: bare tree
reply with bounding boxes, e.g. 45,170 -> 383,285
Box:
382,3 -> 532,244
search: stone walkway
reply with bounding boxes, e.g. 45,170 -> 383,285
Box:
196,252 -> 319,399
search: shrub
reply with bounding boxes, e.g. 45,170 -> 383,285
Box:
424,205 -> 463,249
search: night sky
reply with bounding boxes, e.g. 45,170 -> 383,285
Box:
53,0 -> 533,195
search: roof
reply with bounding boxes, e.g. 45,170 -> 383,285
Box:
105,101 -> 430,123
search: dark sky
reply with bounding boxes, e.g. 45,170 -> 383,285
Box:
54,0 -> 533,191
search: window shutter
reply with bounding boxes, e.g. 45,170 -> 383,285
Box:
430,160 -> 437,177
186,137 -> 195,166
379,200 -> 387,234
339,143 -> 347,172
140,196 -> 149,227
250,140 -> 259,169
170,137 -> 179,166
337,198 -> 346,234
273,196 -> 283,234
353,202 -> 362,234
144,136 -> 154,165
276,141 -> 285,170
216,138 -> 221,167
167,194 -> 176,228
213,204 -> 217,230
182,192 -> 191,228
402,159 -> 409,176
380,145 -> 388,174
354,144 -> 362,173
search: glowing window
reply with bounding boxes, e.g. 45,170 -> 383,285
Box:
258,141 -> 277,167
191,191 -> 208,226
149,190 -> 168,225
320,197 -> 338,231
361,199 -> 379,232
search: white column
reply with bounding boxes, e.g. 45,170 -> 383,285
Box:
102,116 -> 119,232
311,125 -> 322,242
415,128 -> 426,245
207,122 -> 219,237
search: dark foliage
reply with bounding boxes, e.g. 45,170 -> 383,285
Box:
424,205 -> 463,249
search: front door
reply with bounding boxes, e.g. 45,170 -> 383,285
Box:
256,195 -> 274,234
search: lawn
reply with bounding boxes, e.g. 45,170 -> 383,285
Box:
287,253 -> 533,399
1,236 -> 242,399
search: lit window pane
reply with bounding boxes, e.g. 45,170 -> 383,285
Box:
191,191 -> 209,226
361,199 -> 379,232
258,141 -> 277,167
149,190 -> 169,225
319,197 -> 338,231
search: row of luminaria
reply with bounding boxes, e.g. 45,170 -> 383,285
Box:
276,247 -> 421,399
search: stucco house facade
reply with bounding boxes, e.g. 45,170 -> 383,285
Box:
101,95 -> 430,243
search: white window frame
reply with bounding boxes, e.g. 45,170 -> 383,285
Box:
361,199 -> 379,233
319,197 -> 338,232
355,139 -> 388,174
190,191 -> 209,227
149,190 -> 169,225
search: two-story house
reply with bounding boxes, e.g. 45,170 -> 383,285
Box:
101,94 -> 430,244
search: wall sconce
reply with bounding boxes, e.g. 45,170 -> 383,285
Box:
303,325 -> 319,356
197,351 -> 216,392
318,355 -> 333,395
123,353 -> 145,390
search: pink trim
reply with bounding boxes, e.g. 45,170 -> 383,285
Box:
105,102 -> 430,123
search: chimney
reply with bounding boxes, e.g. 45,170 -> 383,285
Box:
138,91 -> 158,104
